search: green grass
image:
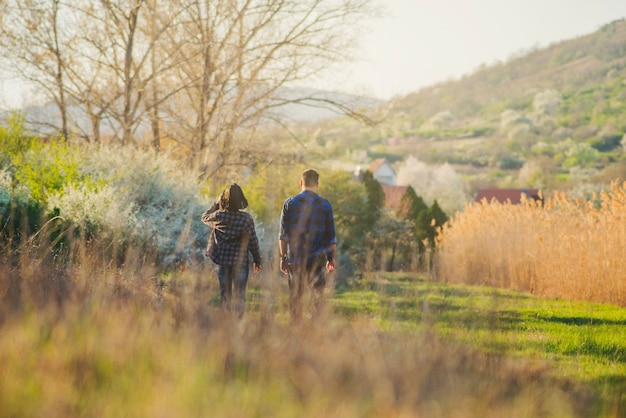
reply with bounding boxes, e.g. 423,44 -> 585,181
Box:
3,267 -> 625,416
332,272 -> 626,405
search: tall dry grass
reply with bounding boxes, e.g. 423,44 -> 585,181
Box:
0,232 -> 592,417
435,181 -> 626,306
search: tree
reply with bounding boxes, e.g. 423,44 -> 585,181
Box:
364,209 -> 414,272
0,0 -> 74,139
362,170 -> 384,225
318,169 -> 369,254
563,142 -> 600,169
2,0 -> 377,180
163,0 -> 378,183
416,200 -> 448,250
70,0 -> 180,146
398,185 -> 427,221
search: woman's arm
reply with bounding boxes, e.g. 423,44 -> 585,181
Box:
201,201 -> 220,225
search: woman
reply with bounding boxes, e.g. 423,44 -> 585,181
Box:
202,184 -> 261,317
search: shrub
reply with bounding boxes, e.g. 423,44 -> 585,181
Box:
588,134 -> 623,152
12,139 -> 86,203
0,112 -> 37,168
72,146 -> 209,268
0,169 -> 42,247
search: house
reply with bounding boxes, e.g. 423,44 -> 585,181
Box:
474,188 -> 541,205
352,163 -> 407,212
368,158 -> 396,185
381,184 -> 408,211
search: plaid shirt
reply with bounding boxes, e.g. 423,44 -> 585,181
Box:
279,190 -> 336,265
202,203 -> 262,266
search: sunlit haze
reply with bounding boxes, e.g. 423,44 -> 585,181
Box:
2,0 -> 626,106
332,0 -> 626,99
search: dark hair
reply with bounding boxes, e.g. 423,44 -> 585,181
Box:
301,169 -> 319,187
219,183 -> 248,212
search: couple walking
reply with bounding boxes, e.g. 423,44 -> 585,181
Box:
201,169 -> 336,320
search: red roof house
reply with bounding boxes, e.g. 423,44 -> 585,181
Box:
381,184 -> 408,211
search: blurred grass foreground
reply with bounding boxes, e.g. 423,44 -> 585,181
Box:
0,247 -> 600,418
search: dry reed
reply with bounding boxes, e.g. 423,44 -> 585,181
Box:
435,181 -> 626,306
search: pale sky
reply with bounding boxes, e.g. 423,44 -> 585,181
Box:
332,0 -> 626,99
2,1 -> 626,107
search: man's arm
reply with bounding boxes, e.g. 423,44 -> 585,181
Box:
326,243 -> 336,273
278,200 -> 290,275
279,239 -> 289,274
325,201 -> 337,272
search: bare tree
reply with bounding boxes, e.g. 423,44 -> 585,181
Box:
2,0 -> 378,177
0,0 -> 75,139
160,0 -> 377,181
73,0 -> 197,147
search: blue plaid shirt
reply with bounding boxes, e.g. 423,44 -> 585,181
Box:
202,203 -> 262,267
279,190 -> 336,265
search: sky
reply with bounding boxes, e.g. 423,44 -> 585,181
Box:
330,0 -> 626,99
2,0 -> 626,107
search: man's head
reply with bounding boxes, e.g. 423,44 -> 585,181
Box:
300,169 -> 319,190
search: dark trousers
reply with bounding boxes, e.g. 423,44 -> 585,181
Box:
217,264 -> 249,317
287,255 -> 327,321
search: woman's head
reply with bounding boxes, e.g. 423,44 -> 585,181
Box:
219,183 -> 248,212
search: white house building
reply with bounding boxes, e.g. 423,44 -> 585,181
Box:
368,158 -> 396,185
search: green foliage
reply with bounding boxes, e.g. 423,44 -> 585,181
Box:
0,114 -> 45,243
366,148 -> 404,164
399,185 -> 427,221
415,200 -> 448,249
12,139 -> 86,203
0,112 -> 38,168
497,154 -> 525,170
243,164 -> 304,225
0,125 -> 210,268
361,170 -> 384,225
563,143 -> 600,169
363,209 -> 415,271
588,134 -> 623,152
318,169 -> 369,254
418,126 -> 496,140
0,189 -> 42,245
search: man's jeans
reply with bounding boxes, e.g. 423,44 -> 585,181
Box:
287,254 -> 327,321
217,264 -> 249,317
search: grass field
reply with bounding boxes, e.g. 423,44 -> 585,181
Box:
2,263 -> 625,417
333,273 -> 626,410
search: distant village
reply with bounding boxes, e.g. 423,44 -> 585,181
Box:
354,157 -> 542,212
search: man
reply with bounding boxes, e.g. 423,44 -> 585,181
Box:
279,169 -> 336,320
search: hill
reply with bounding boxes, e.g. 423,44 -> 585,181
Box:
303,19 -> 626,203
391,19 -> 626,120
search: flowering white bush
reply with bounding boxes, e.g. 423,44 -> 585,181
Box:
0,168 -> 32,208
47,183 -> 137,235
48,145 -> 209,268
500,109 -> 533,129
396,156 -> 467,214
533,89 -> 562,115
419,110 -> 455,131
